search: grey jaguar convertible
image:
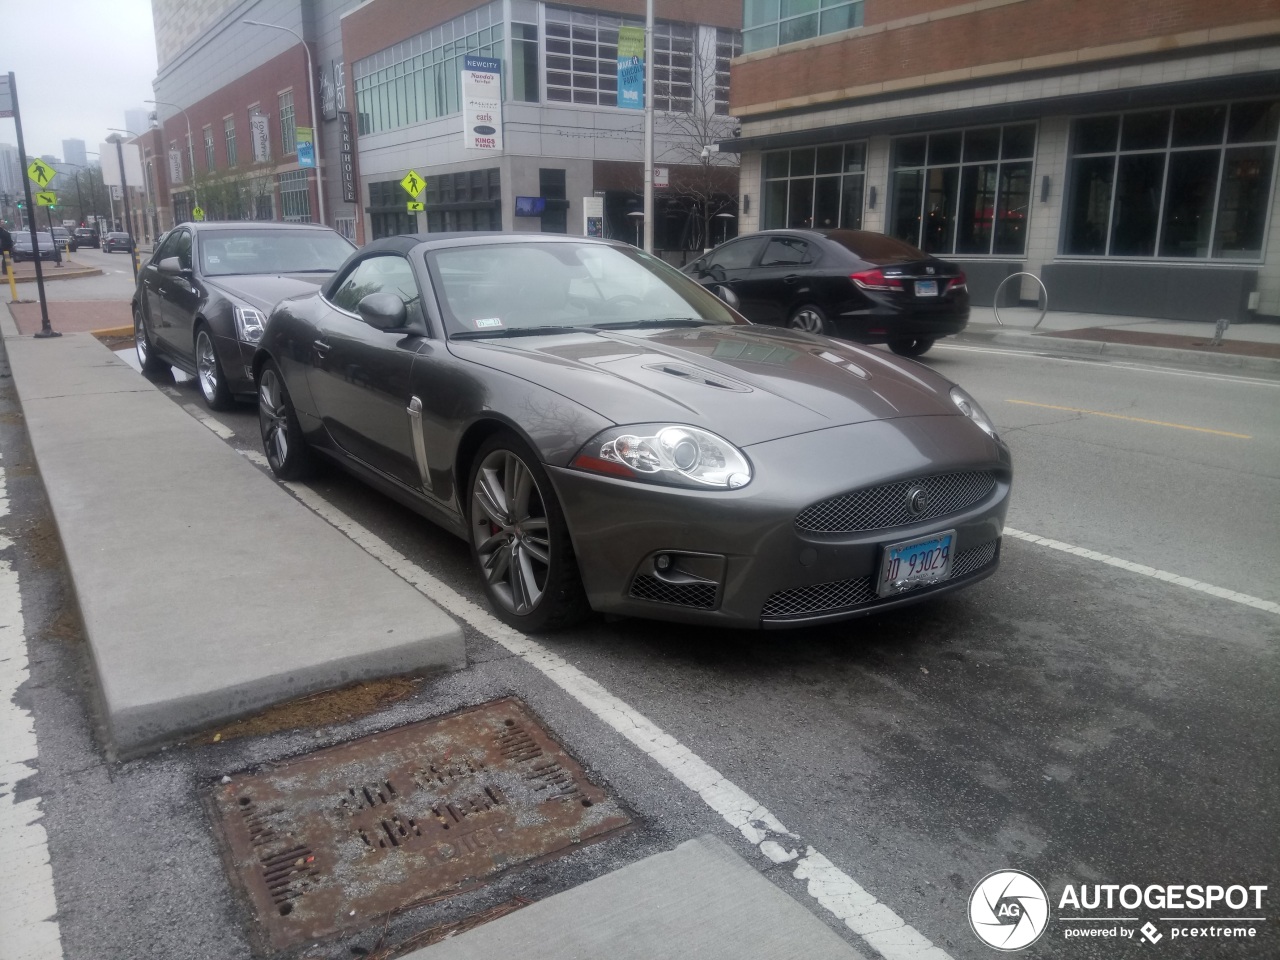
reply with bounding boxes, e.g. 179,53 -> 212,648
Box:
254,233 -> 1011,632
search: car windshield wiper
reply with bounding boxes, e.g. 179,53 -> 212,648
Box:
588,318 -> 712,330
451,325 -> 586,340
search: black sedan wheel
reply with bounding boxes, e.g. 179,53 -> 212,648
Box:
468,433 -> 586,632
788,304 -> 831,336
888,336 -> 936,357
134,308 -> 167,375
194,324 -> 233,410
258,360 -> 313,480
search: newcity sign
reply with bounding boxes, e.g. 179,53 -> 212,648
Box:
462,56 -> 502,151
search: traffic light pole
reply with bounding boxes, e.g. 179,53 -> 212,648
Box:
112,136 -> 140,284
6,72 -> 56,337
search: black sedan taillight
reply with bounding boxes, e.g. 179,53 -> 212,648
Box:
851,268 -> 905,292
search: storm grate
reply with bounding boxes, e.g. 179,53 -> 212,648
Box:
209,697 -> 631,950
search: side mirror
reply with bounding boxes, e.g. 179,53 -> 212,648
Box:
712,284 -> 740,309
158,256 -> 188,275
357,292 -> 408,330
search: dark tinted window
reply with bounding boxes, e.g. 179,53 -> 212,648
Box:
330,255 -> 422,325
825,230 -> 926,264
706,236 -> 766,270
759,236 -> 812,266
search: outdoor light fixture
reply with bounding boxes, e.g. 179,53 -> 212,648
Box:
742,194 -> 750,214
1041,175 -> 1051,203
868,185 -> 877,209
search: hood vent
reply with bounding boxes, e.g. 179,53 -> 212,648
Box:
643,362 -> 751,393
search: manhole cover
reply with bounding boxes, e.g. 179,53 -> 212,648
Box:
210,697 -> 631,950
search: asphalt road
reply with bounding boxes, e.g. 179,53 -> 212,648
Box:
3,301 -> 1277,960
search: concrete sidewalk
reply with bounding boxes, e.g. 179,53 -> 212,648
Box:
0,306 -> 466,758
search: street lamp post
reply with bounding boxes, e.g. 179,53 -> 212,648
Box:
106,132 -> 141,283
145,98 -> 198,211
242,19 -> 327,225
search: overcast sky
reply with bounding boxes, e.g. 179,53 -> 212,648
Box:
1,0 -> 159,161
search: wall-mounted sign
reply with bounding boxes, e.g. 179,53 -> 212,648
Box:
462,55 -> 502,151
168,148 -> 184,184
250,112 -> 271,163
320,62 -> 338,120
654,166 -> 668,188
617,26 -> 645,110
296,126 -> 315,168
338,111 -> 356,203
583,196 -> 604,237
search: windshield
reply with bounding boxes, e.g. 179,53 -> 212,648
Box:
198,228 -> 355,277
426,240 -> 742,337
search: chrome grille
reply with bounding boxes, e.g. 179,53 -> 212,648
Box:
795,471 -> 996,534
761,538 -> 1000,620
630,575 -> 718,609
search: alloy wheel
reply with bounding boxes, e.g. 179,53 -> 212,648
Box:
258,367 -> 289,470
196,330 -> 219,403
470,449 -> 552,616
791,307 -> 826,334
134,314 -> 149,367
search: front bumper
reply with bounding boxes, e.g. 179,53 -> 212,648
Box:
549,415 -> 1011,629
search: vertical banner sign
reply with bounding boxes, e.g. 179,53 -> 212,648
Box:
461,56 -> 502,151
338,112 -> 356,202
168,148 -> 184,184
250,113 -> 271,163
583,196 -> 604,237
334,61 -> 348,112
0,74 -> 13,118
617,26 -> 645,110
296,126 -> 316,168
320,62 -> 338,120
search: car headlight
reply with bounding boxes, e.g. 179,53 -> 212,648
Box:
571,424 -> 752,489
950,385 -> 998,440
232,304 -> 267,344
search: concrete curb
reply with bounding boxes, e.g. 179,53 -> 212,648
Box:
1,304 -> 467,758
9,264 -> 103,283
955,325 -> 1280,375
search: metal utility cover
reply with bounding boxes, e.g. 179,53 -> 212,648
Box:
210,697 -> 630,950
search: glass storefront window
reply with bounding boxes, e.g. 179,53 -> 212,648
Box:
743,0 -> 862,53
761,142 -> 866,230
889,124 -> 1036,256
1064,99 -> 1278,260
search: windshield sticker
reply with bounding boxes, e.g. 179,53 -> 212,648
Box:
474,317 -> 504,329
207,256 -> 221,264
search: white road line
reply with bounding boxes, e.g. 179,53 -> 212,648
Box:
935,342 -> 1280,387
0,456 -> 64,960
274,476 -> 952,960
183,405 -> 236,440
1005,527 -> 1278,614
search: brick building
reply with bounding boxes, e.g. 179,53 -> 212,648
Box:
724,0 -> 1280,321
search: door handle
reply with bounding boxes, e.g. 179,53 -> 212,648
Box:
783,274 -> 800,283
313,339 -> 330,358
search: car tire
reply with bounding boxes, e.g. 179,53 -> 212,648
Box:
468,431 -> 588,632
134,307 -> 167,375
788,304 -> 831,336
258,359 -> 314,481
888,337 -> 936,357
194,323 -> 233,410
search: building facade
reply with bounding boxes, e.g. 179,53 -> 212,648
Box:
725,0 -> 1280,321
148,0 -> 742,254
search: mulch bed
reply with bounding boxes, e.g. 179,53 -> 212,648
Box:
1037,326 -> 1280,359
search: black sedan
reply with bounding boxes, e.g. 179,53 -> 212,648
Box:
74,227 -> 99,248
132,221 -> 355,409
254,233 -> 1010,632
11,231 -> 59,262
683,229 -> 969,356
103,232 -> 133,253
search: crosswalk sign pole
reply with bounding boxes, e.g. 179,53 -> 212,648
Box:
5,72 -> 57,336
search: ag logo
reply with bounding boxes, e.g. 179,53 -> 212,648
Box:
969,870 -> 1049,951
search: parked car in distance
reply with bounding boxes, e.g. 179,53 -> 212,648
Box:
132,221 -> 356,409
11,231 -> 59,262
253,233 -> 1010,632
683,229 -> 969,357
74,227 -> 99,248
103,232 -> 133,253
50,227 -> 78,253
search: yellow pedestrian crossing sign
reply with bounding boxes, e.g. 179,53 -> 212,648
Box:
407,201 -> 425,212
401,170 -> 424,199
35,191 -> 56,206
28,158 -> 56,187
193,206 -> 205,221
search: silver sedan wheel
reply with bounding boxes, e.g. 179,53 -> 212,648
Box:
470,449 -> 551,616
134,314 -> 150,367
258,367 -> 289,470
195,329 -> 220,403
790,307 -> 826,334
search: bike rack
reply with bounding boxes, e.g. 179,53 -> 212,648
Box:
992,272 -> 1048,328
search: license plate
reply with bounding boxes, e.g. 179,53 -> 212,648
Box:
915,279 -> 939,297
877,530 -> 955,597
